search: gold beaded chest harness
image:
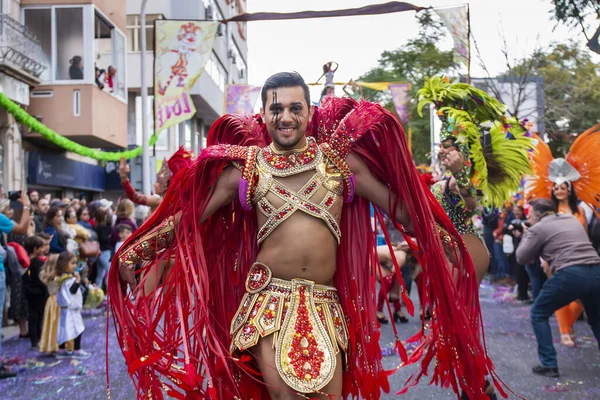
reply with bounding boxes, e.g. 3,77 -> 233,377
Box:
247,137 -> 344,245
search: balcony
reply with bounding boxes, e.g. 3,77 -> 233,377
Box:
0,14 -> 47,86
21,4 -> 128,149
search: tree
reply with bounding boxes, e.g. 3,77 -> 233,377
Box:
512,40 -> 600,155
357,10 -> 459,165
548,0 -> 600,54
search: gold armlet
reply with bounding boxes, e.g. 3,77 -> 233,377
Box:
119,217 -> 175,265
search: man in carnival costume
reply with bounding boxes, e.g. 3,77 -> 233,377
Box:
109,72 -> 506,399
118,147 -> 194,210
418,77 -> 534,399
418,76 -> 534,285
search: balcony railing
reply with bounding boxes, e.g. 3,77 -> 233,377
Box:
0,14 -> 47,82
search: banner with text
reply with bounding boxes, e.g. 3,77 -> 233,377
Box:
224,85 -> 262,114
154,20 -> 219,134
388,82 -> 412,124
435,6 -> 469,67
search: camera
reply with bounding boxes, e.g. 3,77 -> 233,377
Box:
509,219 -> 531,232
8,190 -> 22,201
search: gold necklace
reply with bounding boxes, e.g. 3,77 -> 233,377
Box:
269,140 -> 309,155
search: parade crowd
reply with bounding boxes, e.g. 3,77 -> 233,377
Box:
0,190 -> 144,379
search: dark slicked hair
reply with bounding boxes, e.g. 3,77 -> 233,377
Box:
261,72 -> 311,109
529,198 -> 558,217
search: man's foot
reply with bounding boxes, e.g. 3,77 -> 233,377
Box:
532,365 -> 559,377
560,334 -> 575,347
56,349 -> 74,359
73,350 -> 91,359
460,380 -> 497,400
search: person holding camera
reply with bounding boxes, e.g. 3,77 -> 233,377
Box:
504,205 -> 531,302
516,199 -> 600,378
0,192 -> 32,379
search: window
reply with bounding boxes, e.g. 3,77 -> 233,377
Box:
23,5 -> 125,96
56,8 -> 84,81
95,12 -> 126,99
229,41 -> 247,82
205,0 -> 224,21
205,53 -> 227,92
22,9 -> 51,82
126,14 -> 162,52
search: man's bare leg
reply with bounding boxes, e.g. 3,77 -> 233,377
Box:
252,335 -> 343,399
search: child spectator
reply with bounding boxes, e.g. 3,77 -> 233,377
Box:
22,235 -> 49,349
39,254 -> 61,354
115,224 -> 133,253
55,252 -> 90,359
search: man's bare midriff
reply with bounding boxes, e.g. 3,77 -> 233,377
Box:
256,211 -> 338,285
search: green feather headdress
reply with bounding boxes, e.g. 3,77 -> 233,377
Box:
417,76 -> 534,207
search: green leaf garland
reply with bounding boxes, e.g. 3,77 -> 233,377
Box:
0,92 -> 158,161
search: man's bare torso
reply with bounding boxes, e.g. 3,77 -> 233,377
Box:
255,169 -> 343,285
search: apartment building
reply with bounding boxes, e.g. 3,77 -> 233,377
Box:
125,0 -> 248,193
17,0 -> 127,199
0,1 -> 47,191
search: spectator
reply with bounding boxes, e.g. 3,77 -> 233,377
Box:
76,207 -> 97,241
94,209 -> 112,288
493,205 -> 514,282
50,199 -> 69,210
55,251 -> 90,359
516,199 -> 600,378
111,199 -> 137,247
504,205 -> 530,302
481,208 -> 499,275
69,56 -> 83,80
39,254 -> 60,355
115,224 -> 133,253
0,192 -> 31,379
28,190 -> 39,207
95,65 -> 106,89
22,235 -> 49,349
105,66 -> 117,92
65,208 -> 90,244
68,199 -> 81,213
43,207 -> 68,254
33,197 -> 50,233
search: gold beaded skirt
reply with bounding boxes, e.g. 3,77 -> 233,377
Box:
230,262 -> 349,393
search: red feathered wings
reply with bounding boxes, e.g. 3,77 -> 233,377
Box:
108,98 -> 500,400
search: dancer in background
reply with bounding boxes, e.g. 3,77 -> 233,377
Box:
526,124 -> 600,347
118,147 -> 194,211
418,76 -> 534,285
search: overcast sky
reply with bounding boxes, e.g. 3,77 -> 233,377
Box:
245,0 -> 600,97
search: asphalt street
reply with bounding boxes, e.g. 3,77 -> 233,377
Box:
1,279 -> 599,400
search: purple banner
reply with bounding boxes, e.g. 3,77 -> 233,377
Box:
388,83 -> 412,124
224,85 -> 262,115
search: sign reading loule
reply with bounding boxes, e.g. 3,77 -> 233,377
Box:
154,20 -> 219,134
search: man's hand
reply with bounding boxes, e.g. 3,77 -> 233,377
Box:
19,191 -> 31,208
119,157 -> 130,181
440,149 -> 465,174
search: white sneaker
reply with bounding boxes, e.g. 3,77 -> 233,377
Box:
73,350 -> 91,359
56,349 -> 74,359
